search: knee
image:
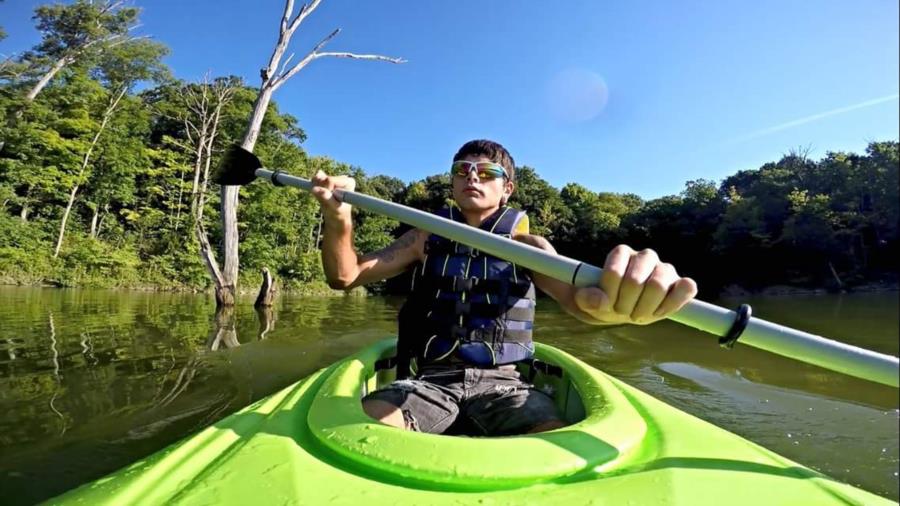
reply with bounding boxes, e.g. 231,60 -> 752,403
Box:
362,399 -> 408,429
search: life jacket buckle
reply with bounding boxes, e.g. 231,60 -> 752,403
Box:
449,325 -> 468,340
454,244 -> 480,257
455,301 -> 471,314
451,276 -> 477,291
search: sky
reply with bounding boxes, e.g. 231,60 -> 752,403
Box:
2,0 -> 898,199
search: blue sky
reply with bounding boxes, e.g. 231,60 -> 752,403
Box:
2,0 -> 898,198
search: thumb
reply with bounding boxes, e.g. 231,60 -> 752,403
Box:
574,287 -> 610,313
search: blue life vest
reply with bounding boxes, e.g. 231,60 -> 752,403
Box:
397,206 -> 536,368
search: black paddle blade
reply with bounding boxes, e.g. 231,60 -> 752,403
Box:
213,145 -> 263,185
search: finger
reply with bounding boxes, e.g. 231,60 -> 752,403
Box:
574,287 -> 611,314
330,175 -> 356,192
310,186 -> 333,204
630,262 -> 677,322
600,245 -> 632,310
613,248 -> 659,316
653,277 -> 698,318
312,170 -> 329,187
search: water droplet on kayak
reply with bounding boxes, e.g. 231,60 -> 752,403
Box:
358,435 -> 378,444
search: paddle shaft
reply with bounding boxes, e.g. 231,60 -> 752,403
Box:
258,168 -> 899,388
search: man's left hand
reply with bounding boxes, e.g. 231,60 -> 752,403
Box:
574,244 -> 697,325
513,235 -> 697,326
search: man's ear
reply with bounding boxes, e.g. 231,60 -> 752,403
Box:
502,180 -> 515,205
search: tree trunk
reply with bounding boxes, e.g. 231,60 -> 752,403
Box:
54,183 -> 80,256
218,85 -> 274,307
196,220 -> 232,305
828,261 -> 844,290
254,268 -> 276,307
96,204 -> 109,238
189,120 -> 209,217
19,202 -> 29,222
89,205 -> 100,238
24,56 -> 71,103
53,87 -> 125,257
173,164 -> 185,231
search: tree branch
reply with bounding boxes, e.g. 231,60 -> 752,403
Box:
272,41 -> 405,92
287,0 -> 322,34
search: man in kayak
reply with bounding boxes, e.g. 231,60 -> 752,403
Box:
311,139 -> 697,435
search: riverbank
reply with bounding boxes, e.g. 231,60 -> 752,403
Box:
0,271 -> 354,297
4,270 -> 896,300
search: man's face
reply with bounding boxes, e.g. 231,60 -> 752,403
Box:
451,154 -> 514,213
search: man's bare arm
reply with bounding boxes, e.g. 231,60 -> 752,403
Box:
324,225 -> 425,290
348,228 -> 426,289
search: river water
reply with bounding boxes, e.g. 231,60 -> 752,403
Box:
0,286 -> 897,504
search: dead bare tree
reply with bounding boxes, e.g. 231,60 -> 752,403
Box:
160,76 -> 238,303
218,0 -> 405,307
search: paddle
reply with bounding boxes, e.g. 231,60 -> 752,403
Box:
214,145 -> 899,388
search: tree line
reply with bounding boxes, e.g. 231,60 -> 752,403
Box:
1,1 -> 896,298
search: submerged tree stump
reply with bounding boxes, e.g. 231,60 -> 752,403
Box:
255,267 -> 277,308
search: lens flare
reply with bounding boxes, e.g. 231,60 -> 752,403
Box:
547,68 -> 609,123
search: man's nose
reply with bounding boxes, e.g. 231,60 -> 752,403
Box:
466,168 -> 480,183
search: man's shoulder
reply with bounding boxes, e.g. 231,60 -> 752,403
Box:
513,213 -> 530,235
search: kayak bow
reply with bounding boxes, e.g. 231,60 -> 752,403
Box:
50,339 -> 894,505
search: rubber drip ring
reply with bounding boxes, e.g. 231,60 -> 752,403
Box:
271,170 -> 285,187
719,303 -> 752,349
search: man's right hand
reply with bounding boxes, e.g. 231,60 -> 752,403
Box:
310,171 -> 356,222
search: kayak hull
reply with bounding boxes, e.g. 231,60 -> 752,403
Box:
50,339 -> 893,505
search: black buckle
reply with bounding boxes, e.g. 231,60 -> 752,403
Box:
455,301 -> 471,314
450,326 -> 468,340
719,304 -> 752,349
374,356 -> 397,371
454,244 -> 480,257
525,359 -> 563,382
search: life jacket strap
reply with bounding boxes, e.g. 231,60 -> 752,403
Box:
415,276 -> 532,297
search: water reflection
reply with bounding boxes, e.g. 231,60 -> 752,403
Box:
0,287 -> 896,504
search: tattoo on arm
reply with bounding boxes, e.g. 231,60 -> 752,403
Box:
361,230 -> 420,263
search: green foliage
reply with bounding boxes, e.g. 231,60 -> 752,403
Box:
0,2 -> 897,295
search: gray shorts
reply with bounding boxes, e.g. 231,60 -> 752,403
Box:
363,364 -> 563,436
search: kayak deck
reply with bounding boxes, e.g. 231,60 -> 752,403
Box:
51,338 -> 893,505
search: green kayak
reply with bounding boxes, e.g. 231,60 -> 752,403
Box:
51,339 -> 892,505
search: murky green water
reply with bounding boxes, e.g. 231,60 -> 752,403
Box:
0,286 -> 897,504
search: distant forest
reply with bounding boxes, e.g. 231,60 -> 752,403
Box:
2,2 -> 897,297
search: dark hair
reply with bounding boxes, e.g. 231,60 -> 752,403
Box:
452,139 -> 516,181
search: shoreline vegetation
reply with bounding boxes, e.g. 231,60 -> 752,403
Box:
1,275 -> 896,299
1,4 -> 897,303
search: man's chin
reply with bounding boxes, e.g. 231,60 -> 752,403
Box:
454,197 -> 499,212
